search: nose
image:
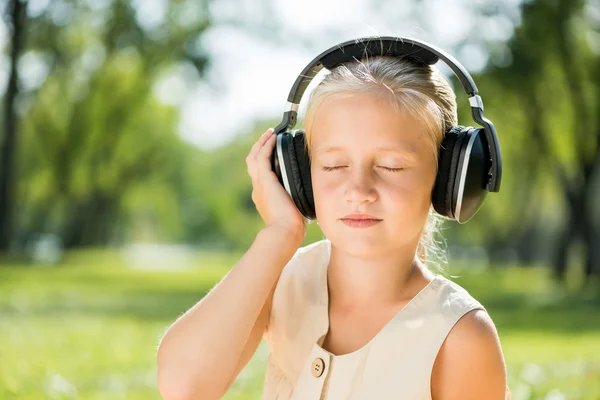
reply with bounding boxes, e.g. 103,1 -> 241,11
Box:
344,167 -> 377,206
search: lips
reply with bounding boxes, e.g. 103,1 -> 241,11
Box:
340,213 -> 382,228
341,213 -> 382,221
340,218 -> 382,228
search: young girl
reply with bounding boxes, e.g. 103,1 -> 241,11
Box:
157,54 -> 510,399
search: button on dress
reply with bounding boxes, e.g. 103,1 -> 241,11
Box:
261,239 -> 486,400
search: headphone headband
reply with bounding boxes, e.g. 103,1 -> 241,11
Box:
274,36 -> 502,192
287,36 -> 479,105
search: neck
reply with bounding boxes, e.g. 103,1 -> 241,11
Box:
326,241 -> 432,309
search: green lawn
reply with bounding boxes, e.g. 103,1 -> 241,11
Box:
0,249 -> 599,399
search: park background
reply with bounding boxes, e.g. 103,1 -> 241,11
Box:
0,0 -> 599,398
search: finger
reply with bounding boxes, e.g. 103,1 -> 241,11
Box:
258,133 -> 277,158
247,128 -> 274,161
257,134 -> 278,174
248,129 -> 276,179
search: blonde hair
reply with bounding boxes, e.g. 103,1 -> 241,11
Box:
304,56 -> 457,268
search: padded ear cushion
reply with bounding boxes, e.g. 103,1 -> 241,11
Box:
292,130 -> 315,218
445,130 -> 469,218
432,126 -> 468,218
285,130 -> 316,219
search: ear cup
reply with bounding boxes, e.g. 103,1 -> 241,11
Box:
432,126 -> 467,218
433,126 -> 491,223
284,130 -> 316,220
451,128 -> 489,223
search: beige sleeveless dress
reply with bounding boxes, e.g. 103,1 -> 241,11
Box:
261,239 -> 486,400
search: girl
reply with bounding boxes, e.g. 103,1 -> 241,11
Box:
157,53 -> 510,399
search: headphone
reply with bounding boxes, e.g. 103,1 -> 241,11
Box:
270,36 -> 502,224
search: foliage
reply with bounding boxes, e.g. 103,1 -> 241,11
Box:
10,0 -> 212,248
0,249 -> 599,399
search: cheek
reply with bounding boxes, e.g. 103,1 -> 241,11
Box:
397,170 -> 437,209
383,179 -> 428,212
310,172 -> 343,221
310,171 -> 335,203
398,171 -> 434,194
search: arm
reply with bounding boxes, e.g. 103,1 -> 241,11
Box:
220,279 -> 277,394
156,226 -> 303,400
431,309 -> 510,400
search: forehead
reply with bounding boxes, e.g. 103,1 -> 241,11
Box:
316,144 -> 418,157
310,93 -> 429,156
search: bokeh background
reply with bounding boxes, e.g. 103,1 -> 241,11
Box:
0,0 -> 599,399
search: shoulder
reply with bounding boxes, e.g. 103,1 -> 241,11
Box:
277,238 -> 330,286
431,307 -> 510,400
268,238 -> 330,320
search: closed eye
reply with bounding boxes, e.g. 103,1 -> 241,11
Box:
321,166 -> 404,172
378,166 -> 404,172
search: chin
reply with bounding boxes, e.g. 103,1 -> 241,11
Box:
324,225 -> 390,257
338,239 -> 388,259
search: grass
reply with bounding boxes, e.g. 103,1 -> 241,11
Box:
0,248 -> 599,399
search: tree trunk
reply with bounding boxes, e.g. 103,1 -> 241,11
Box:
582,217 -> 598,280
554,193 -> 583,281
61,195 -> 119,249
582,172 -> 600,280
0,0 -> 27,251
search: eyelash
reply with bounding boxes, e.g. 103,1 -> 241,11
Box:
321,166 -> 403,172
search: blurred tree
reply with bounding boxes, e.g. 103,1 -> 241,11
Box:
0,0 -> 28,251
486,0 -> 600,281
6,0 -> 213,249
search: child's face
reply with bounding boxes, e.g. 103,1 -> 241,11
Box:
309,93 -> 438,256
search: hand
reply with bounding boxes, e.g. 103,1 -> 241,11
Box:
246,128 -> 307,240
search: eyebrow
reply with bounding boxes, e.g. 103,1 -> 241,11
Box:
316,145 -> 417,155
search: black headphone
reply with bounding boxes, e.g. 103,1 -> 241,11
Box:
270,36 -> 502,224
